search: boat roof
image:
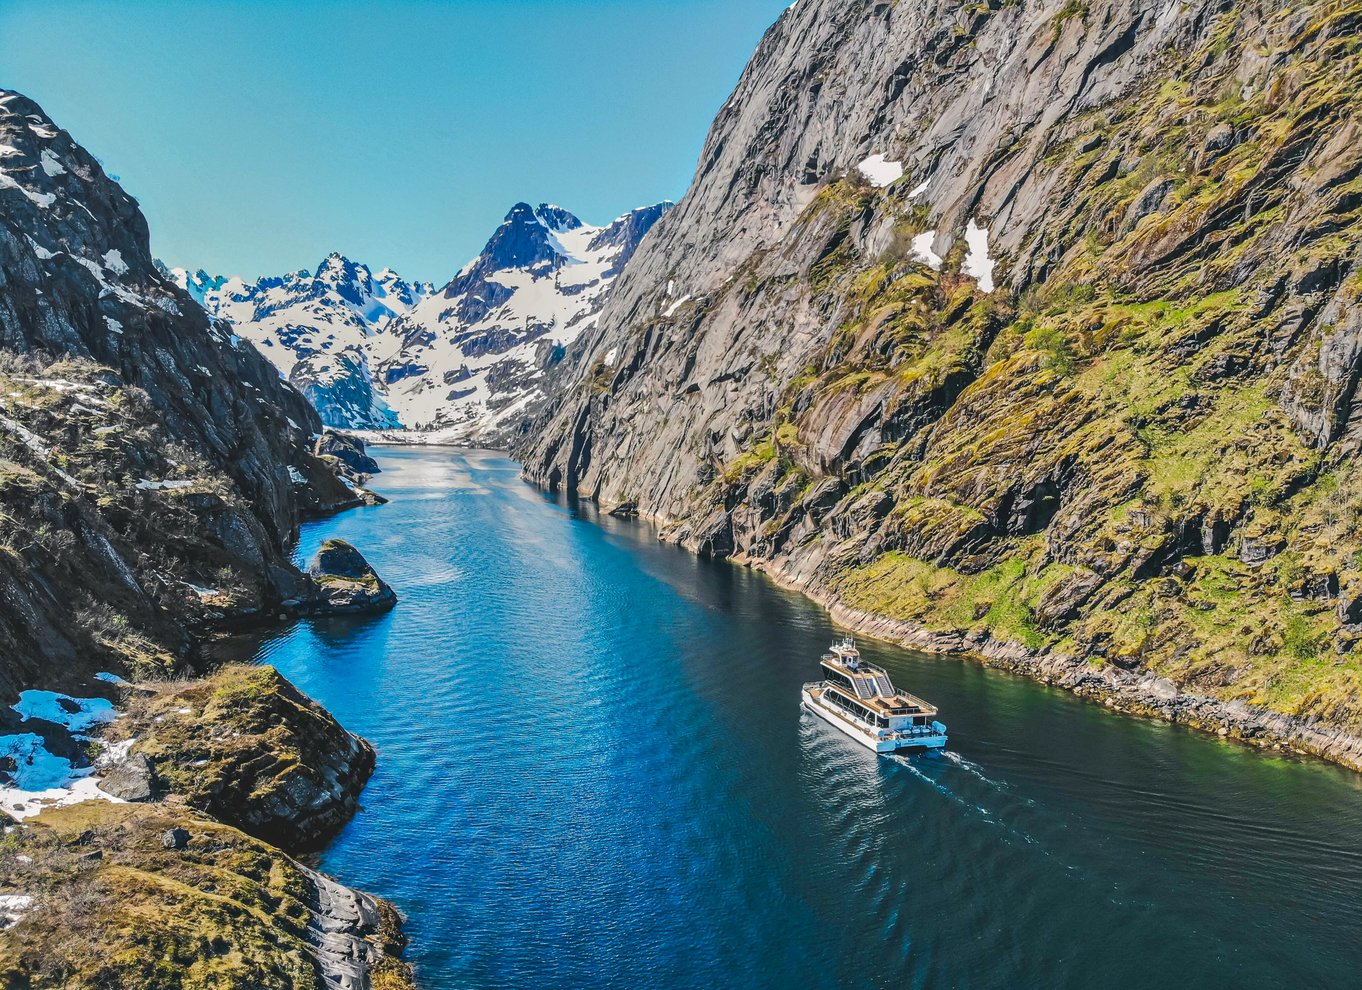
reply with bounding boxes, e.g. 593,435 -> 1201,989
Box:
820,649 -> 938,717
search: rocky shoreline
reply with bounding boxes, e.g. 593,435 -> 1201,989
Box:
743,552 -> 1362,773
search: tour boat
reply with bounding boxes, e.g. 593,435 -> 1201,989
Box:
801,637 -> 948,753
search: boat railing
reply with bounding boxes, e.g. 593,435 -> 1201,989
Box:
892,724 -> 947,739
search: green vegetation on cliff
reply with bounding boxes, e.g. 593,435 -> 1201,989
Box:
574,0 -> 1362,739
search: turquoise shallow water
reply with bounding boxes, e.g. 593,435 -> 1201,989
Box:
235,448 -> 1362,988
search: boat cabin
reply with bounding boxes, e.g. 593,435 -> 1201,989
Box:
817,639 -> 938,731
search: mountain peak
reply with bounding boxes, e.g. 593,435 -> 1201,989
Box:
535,204 -> 583,233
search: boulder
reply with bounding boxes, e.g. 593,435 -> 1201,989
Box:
161,827 -> 190,850
307,539 -> 397,614
98,752 -> 158,802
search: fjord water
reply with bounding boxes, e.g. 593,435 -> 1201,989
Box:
246,449 -> 1362,988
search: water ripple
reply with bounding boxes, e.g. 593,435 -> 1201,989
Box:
235,448 -> 1362,990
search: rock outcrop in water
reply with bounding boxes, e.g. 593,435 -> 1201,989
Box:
520,0 -> 1362,763
317,429 -> 382,477
113,665 -> 376,851
308,539 -> 398,614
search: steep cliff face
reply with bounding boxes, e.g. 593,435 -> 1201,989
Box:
522,0 -> 1362,740
0,90 -> 355,698
0,90 -> 409,985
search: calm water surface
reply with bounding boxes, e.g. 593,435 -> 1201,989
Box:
239,448 -> 1362,988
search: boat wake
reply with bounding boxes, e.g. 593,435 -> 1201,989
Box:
939,750 -> 1037,807
889,752 -> 1060,861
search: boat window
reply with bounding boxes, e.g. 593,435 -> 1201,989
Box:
826,688 -> 875,723
822,669 -> 854,691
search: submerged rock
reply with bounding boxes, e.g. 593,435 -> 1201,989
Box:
307,539 -> 398,614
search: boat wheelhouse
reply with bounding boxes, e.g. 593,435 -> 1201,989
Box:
801,637 -> 947,753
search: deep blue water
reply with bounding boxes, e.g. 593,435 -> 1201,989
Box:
234,448 -> 1362,989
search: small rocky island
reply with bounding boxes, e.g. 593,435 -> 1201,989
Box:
309,539 -> 399,614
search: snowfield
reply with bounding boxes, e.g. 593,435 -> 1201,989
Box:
168,200 -> 668,445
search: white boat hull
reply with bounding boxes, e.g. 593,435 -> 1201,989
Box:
802,689 -> 947,753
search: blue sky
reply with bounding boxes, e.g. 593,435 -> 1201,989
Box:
0,0 -> 788,283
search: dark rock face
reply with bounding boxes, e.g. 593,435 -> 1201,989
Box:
0,90 -> 355,696
519,0 -> 1362,743
308,539 -> 397,614
315,429 -> 380,476
126,665 -> 377,851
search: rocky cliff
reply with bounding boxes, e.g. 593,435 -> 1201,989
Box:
0,89 -> 362,698
0,89 -> 409,984
521,0 -> 1362,756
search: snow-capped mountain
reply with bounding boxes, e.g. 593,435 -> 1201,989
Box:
373,200 -> 670,442
160,255 -> 434,429
164,200 -> 669,442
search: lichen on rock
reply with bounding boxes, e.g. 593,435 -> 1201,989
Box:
0,801 -> 413,990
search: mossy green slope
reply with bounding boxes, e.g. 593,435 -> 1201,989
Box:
0,802 -> 413,990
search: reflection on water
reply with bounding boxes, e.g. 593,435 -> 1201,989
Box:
227,448 -> 1362,990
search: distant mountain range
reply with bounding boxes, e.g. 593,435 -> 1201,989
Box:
163,200 -> 669,441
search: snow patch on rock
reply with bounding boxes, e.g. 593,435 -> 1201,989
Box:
962,219 -> 996,292
912,231 -> 944,271
857,154 -> 904,187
